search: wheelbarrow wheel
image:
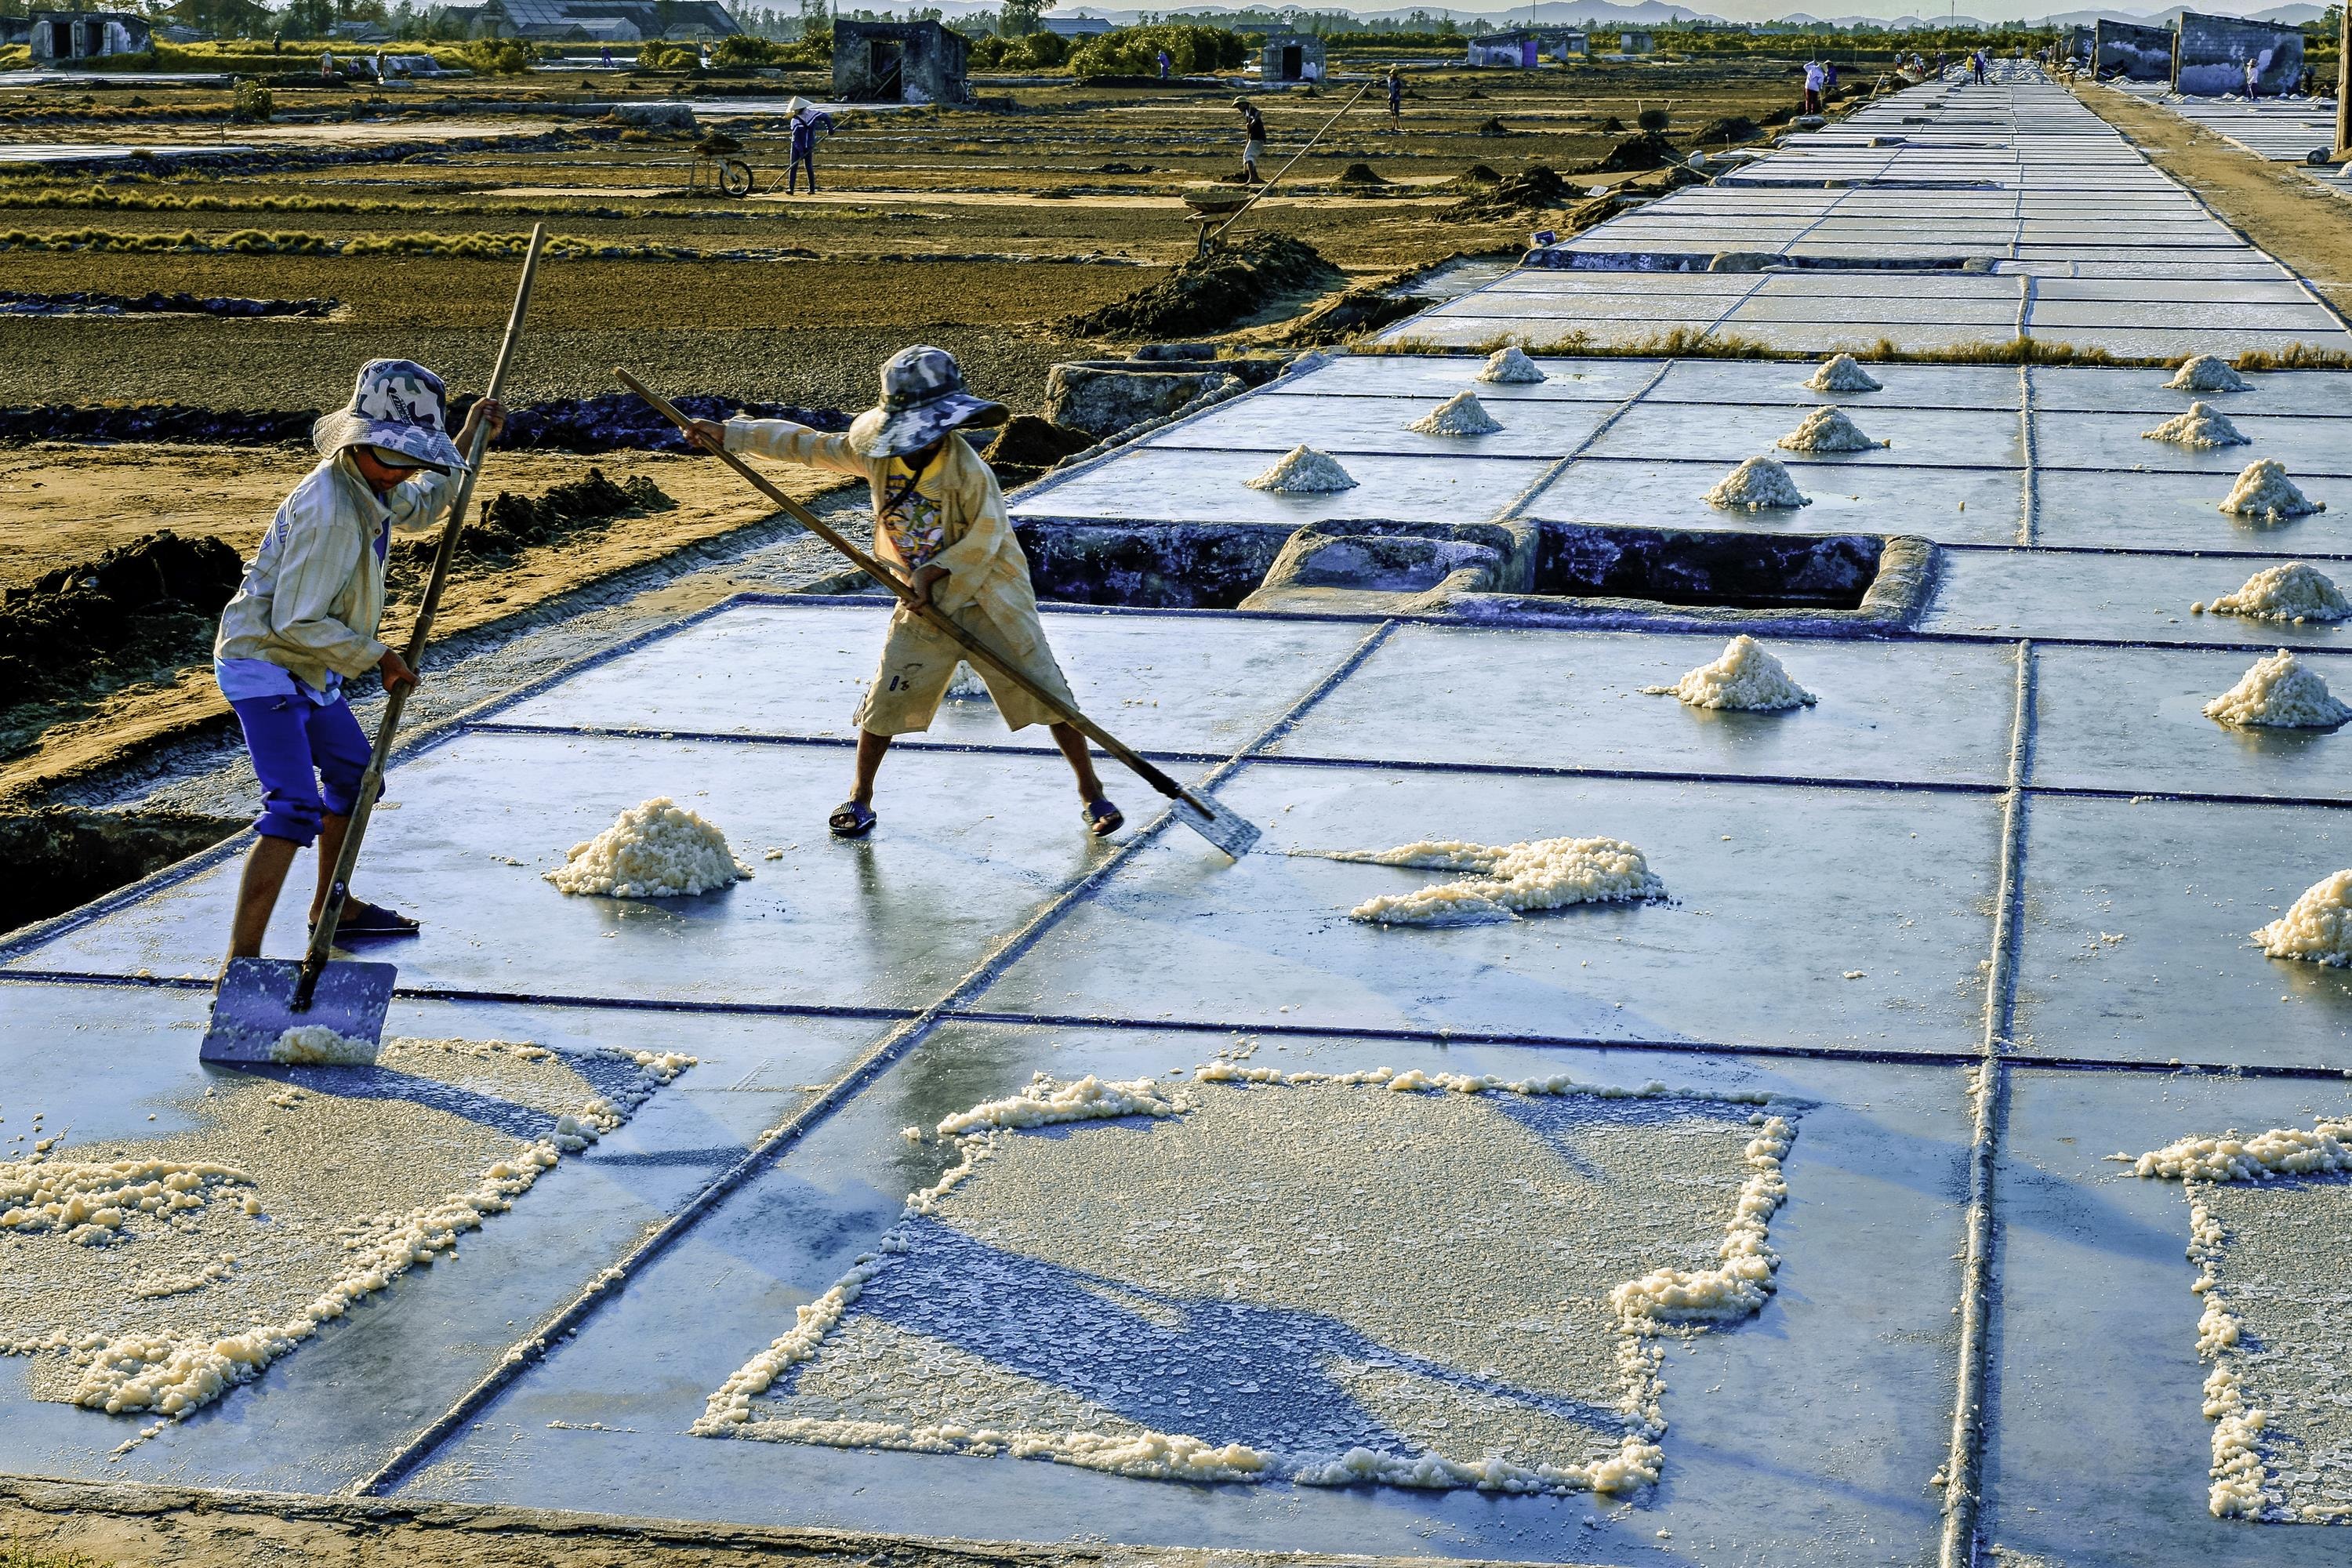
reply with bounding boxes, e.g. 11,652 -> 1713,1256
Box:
720,158 -> 754,198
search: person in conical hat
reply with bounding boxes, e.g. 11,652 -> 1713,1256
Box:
213,358 -> 503,965
684,347 -> 1119,841
786,95 -> 833,194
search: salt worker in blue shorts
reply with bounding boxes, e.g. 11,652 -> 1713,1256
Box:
212,358 -> 503,967
684,346 -> 1120,842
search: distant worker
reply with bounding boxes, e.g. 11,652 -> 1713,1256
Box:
699,42 -> 713,70
786,95 -> 834,194
372,51 -> 385,85
271,30 -> 281,54
213,361 -> 504,964
1386,64 -> 1403,129
1156,47 -> 1171,79
1234,96 -> 1265,183
1972,49 -> 1987,85
600,45 -> 614,68
1802,59 -> 1824,115
1824,60 -> 1838,95
321,49 -> 336,80
680,347 -> 1122,843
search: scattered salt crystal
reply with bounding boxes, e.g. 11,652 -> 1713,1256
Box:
1806,353 -> 1881,393
1299,837 -> 1667,926
2201,649 -> 2351,728
1704,456 -> 1810,511
269,1025 -> 377,1066
1243,445 -> 1357,494
1407,390 -> 1503,437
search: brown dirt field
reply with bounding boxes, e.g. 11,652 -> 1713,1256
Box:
2073,82 -> 2352,317
0,448 -> 844,804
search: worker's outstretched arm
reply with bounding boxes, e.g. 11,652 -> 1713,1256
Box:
683,417 -> 870,480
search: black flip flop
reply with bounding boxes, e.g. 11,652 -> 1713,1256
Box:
1080,798 -> 1124,838
829,800 -> 878,839
335,898 -> 421,939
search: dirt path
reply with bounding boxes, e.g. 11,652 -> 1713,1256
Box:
0,1474 -> 1559,1568
2072,81 -> 2352,318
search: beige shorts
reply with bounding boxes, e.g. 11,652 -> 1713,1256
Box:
853,601 -> 1079,737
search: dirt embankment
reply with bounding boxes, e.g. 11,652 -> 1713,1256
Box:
2073,82 -> 2352,317
1062,233 -> 1341,339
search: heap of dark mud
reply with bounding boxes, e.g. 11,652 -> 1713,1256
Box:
415,466 -> 677,564
456,394 -> 851,455
0,291 -> 339,318
1062,234 -> 1340,339
0,532 -> 244,710
1450,165 -> 1577,218
0,396 -> 850,454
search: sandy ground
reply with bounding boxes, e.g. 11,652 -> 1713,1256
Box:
0,446 -> 844,805
2073,82 -> 2352,318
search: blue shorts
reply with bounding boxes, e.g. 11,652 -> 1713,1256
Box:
230,694 -> 375,846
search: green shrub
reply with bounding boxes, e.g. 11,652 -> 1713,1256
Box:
464,37 -> 534,75
1068,24 -> 1247,78
969,30 -> 1073,71
637,39 -> 697,70
229,78 -> 273,122
1636,106 -> 1668,132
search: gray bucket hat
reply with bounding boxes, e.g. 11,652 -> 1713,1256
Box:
845,345 -> 1007,459
310,358 -> 470,472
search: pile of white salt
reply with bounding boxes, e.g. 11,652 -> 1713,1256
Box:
2166,354 -> 2252,394
1300,837 -> 1668,926
2202,649 -> 2352,728
1245,445 -> 1358,494
2142,401 -> 2249,449
1777,407 -> 1882,454
1806,354 -> 1881,394
2219,460 -> 2323,523
2254,870 -> 2352,965
544,797 -> 753,898
2205,562 -> 2350,624
1407,390 -> 1503,437
1704,456 -> 1811,511
1475,346 -> 1547,384
1643,635 -> 1817,711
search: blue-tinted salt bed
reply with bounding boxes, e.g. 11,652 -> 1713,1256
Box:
3,70 -> 2352,1568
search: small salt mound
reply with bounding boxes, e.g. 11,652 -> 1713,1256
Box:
2201,648 -> 2352,728
2253,870 -> 2352,966
1475,345 -> 1547,384
1302,837 -> 1667,926
1407,390 -> 1503,437
544,797 -> 753,898
2142,401 -> 2249,449
1244,445 -> 1358,494
1704,456 -> 1811,511
270,1025 -> 378,1065
2218,459 -> 2324,523
1776,406 -> 1882,454
1806,354 -> 1881,393
1642,635 -> 1817,711
2166,354 -> 2252,394
2209,562 -> 2352,623
944,662 -> 992,701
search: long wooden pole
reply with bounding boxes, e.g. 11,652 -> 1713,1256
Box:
2337,5 -> 2348,160
1212,78 -> 1375,244
294,224 -> 546,1007
612,369 -> 1218,824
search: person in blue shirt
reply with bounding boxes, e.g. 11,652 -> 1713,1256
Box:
786,96 -> 836,194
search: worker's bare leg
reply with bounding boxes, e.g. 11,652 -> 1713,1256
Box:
227,835 -> 299,962
851,728 -> 891,804
1048,721 -> 1105,800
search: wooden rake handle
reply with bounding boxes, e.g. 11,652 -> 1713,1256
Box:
612,369 -> 1203,811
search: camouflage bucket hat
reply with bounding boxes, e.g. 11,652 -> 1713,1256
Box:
845,345 -> 1007,459
310,358 -> 470,472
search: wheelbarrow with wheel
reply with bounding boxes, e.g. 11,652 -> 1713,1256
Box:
689,133 -> 756,198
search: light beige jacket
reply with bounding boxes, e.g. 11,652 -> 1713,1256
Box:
212,452 -> 453,691
721,419 -> 1036,624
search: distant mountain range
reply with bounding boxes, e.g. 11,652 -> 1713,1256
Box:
1039,1 -> 2328,24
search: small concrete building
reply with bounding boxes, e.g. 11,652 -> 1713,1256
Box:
833,18 -> 968,104
1619,30 -> 1654,55
1259,33 -> 1324,83
1550,31 -> 1588,61
1466,31 -> 1542,69
2172,9 -> 2304,96
2092,18 -> 2173,82
25,10 -> 151,62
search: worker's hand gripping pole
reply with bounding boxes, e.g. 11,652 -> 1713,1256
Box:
613,368 -> 1261,860
292,224 -> 548,1008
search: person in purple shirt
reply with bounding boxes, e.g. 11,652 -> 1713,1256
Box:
786,96 -> 835,194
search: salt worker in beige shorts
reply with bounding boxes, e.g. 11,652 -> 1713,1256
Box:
684,346 -> 1120,840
